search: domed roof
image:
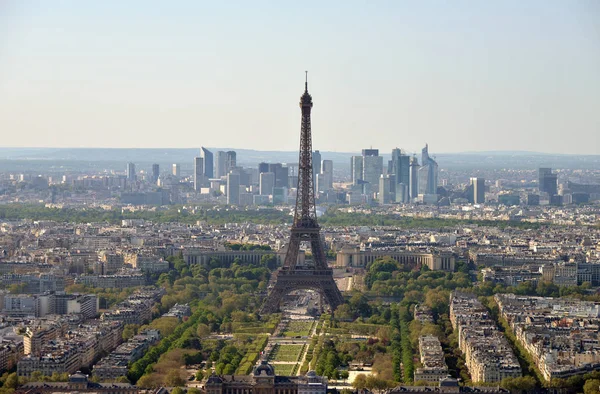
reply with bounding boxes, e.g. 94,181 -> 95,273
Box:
253,360 -> 275,376
439,376 -> 459,387
69,372 -> 88,383
207,372 -> 224,384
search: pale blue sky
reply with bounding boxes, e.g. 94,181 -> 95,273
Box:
1,1 -> 598,154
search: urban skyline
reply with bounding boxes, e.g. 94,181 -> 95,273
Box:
0,72 -> 598,394
0,2 -> 599,392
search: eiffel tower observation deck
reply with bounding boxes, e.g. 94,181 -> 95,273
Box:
260,73 -> 344,315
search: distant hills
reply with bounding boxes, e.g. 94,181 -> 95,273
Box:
0,147 -> 599,172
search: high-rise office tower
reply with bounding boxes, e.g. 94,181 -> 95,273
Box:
226,173 -> 240,205
418,144 -> 438,195
539,168 -> 558,196
390,148 -> 410,202
409,156 -> 420,199
259,172 -> 275,196
215,151 -> 227,178
396,183 -> 408,203
172,163 -> 180,177
351,156 -> 363,185
127,163 -> 136,182
470,177 -> 485,204
313,150 -> 322,180
229,167 -> 250,187
151,164 -> 159,184
268,163 -> 289,188
200,147 -> 213,178
321,160 -> 333,191
362,149 -> 383,194
193,157 -> 204,191
379,174 -> 392,204
258,162 -> 270,174
226,151 -> 237,172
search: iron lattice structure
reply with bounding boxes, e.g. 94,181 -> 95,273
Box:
260,75 -> 344,315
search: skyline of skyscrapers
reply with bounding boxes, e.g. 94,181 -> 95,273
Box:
106,140 -> 576,209
116,141 -> 508,208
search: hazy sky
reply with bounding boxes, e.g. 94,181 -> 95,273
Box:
1,1 -> 599,154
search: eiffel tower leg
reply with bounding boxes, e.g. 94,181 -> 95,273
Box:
322,281 -> 344,311
283,232 -> 301,269
319,292 -> 324,314
309,233 -> 328,270
260,284 -> 286,315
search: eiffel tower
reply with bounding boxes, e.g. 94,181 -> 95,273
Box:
261,73 -> 344,315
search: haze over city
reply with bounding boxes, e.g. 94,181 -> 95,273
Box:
3,2 -> 600,393
1,1 -> 599,154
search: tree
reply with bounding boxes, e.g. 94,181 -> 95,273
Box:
122,324 -> 140,341
334,304 -> 354,321
150,317 -> 179,337
30,371 -> 43,382
171,388 -> 186,394
365,375 -> 392,394
165,370 -> 186,387
339,370 -> 349,381
197,323 -> 211,337
584,379 -> 600,394
115,376 -> 130,384
260,254 -> 278,270
500,376 -> 536,392
352,374 -> 367,390
188,389 -> 202,394
4,373 -> 18,390
348,292 -> 371,318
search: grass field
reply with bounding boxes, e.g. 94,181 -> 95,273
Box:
273,364 -> 297,376
269,344 -> 304,362
282,321 -> 314,337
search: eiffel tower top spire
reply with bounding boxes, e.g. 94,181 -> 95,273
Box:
294,73 -> 317,228
305,70 -> 308,91
300,71 -> 313,109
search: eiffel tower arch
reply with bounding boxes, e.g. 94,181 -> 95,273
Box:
260,74 -> 344,315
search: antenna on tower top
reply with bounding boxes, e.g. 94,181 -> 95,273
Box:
305,71 -> 308,92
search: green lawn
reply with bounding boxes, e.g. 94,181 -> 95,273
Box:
273,364 -> 297,376
269,344 -> 304,362
282,321 -> 314,337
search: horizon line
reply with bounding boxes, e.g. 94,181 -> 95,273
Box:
0,146 -> 598,157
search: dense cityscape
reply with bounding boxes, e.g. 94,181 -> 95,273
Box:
1,2 -> 599,393
0,80 -> 599,394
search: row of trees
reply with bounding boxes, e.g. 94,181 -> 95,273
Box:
0,203 -> 549,229
320,208 -> 544,230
